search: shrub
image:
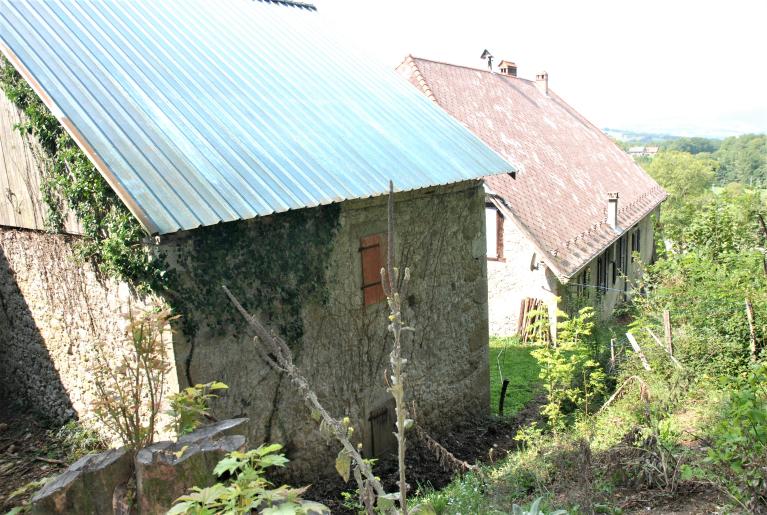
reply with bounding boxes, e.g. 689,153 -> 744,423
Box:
168,444 -> 327,514
48,420 -> 107,461
91,308 -> 175,450
707,363 -> 767,509
166,381 -> 228,436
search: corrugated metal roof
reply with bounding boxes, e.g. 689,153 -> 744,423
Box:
0,1 -> 515,235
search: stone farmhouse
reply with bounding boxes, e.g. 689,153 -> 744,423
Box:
0,1 -> 517,475
397,56 -> 667,337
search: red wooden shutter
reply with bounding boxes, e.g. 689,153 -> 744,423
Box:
360,234 -> 386,306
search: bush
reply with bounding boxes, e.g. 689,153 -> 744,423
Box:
707,363 -> 767,509
168,444 -> 327,514
91,308 -> 174,450
166,381 -> 228,436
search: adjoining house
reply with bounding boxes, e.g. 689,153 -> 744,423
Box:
397,56 -> 667,337
628,146 -> 660,158
0,1 -> 516,475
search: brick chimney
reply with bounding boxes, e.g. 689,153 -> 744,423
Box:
535,71 -> 548,95
498,60 -> 517,77
607,192 -> 619,229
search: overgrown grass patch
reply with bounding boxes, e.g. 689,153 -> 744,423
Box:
489,337 -> 541,417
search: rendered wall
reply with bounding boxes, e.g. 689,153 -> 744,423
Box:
164,181 -> 490,477
487,212 -> 559,336
488,206 -> 659,336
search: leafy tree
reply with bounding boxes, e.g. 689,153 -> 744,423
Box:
644,151 -> 717,245
665,136 -> 721,155
715,134 -> 767,186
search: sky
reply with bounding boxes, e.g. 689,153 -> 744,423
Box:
314,0 -> 767,138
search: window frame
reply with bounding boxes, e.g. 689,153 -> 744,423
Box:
486,204 -> 505,262
359,233 -> 387,307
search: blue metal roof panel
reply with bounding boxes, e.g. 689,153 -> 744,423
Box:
0,0 -> 516,234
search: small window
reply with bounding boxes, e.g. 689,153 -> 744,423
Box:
486,205 -> 504,260
596,251 -> 608,293
359,234 -> 386,306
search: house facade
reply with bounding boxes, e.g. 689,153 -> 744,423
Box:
397,56 -> 667,336
0,0 -> 515,476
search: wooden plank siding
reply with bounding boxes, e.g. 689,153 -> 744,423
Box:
0,94 -> 80,233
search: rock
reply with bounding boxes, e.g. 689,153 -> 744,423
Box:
135,419 -> 248,514
176,417 -> 248,444
30,447 -> 133,515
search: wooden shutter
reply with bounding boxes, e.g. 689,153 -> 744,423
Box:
496,209 -> 505,260
360,234 -> 386,306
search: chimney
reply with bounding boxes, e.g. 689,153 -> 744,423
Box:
498,60 -> 517,76
607,192 -> 619,229
535,71 -> 548,95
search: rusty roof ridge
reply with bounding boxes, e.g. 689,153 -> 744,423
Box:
554,187 -> 666,259
411,55 -> 537,84
254,0 -> 317,11
402,55 -> 437,103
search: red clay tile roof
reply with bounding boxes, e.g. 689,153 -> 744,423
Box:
397,56 -> 667,280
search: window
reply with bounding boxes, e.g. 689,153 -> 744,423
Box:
620,234 -> 629,273
486,205 -> 504,260
596,251 -> 608,293
630,228 -> 641,259
610,243 -> 617,284
359,234 -> 386,306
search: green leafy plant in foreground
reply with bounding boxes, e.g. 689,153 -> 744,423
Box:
706,363 -> 767,509
168,444 -> 328,515
527,304 -> 605,431
166,381 -> 229,436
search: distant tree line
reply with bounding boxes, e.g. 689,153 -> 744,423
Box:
618,133 -> 766,187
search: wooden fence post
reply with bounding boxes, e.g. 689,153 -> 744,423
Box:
746,299 -> 758,361
610,338 -> 616,372
663,310 -> 673,356
626,333 -> 651,371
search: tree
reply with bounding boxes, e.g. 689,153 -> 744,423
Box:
644,150 -> 717,245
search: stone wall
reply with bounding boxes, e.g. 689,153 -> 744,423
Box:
0,228 -> 178,431
162,181 -> 490,477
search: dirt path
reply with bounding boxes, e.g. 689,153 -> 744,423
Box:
0,408 -> 69,511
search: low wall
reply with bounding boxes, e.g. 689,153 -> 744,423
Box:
0,228 -> 178,431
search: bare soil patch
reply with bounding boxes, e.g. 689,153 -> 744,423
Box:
0,404 -> 69,511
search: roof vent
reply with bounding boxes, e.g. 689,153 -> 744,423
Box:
498,60 -> 517,77
535,71 -> 548,95
480,49 -> 494,71
607,192 -> 619,229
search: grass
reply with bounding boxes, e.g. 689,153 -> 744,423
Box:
489,336 -> 541,417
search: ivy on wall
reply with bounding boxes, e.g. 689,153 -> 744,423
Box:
170,204 -> 340,341
0,58 -> 166,292
0,57 -> 340,347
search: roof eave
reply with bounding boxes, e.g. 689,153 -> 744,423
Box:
0,43 -> 158,235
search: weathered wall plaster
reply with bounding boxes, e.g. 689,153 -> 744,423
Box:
164,181 -> 490,477
488,207 -> 659,336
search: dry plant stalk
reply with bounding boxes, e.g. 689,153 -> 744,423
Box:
223,182 -> 418,514
91,307 -> 174,450
381,180 -> 414,515
222,285 -> 387,509
414,424 -> 478,475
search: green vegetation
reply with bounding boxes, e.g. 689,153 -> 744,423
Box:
412,137 -> 767,513
490,338 -> 540,416
168,445 -> 326,514
166,381 -> 229,436
0,58 -> 166,293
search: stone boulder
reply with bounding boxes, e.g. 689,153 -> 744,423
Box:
30,447 -> 133,515
136,418 -> 248,514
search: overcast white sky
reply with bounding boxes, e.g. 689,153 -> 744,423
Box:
314,0 -> 767,138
